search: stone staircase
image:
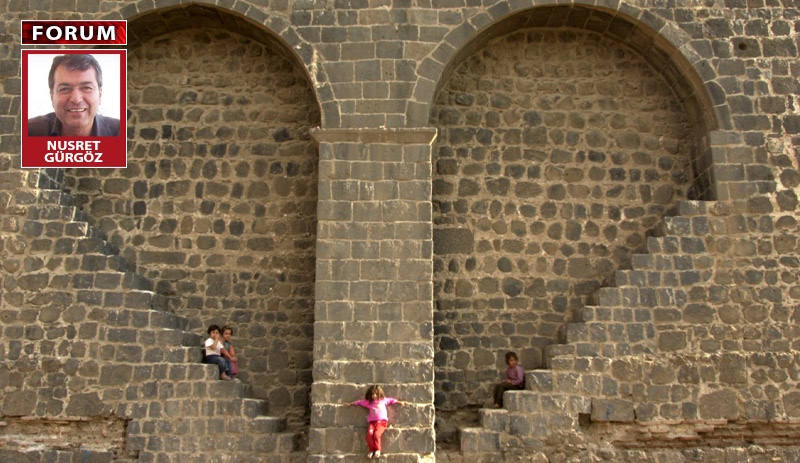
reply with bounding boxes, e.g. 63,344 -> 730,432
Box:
7,183 -> 301,462
458,200 -> 724,458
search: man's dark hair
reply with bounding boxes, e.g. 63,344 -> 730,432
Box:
207,324 -> 221,335
48,54 -> 103,91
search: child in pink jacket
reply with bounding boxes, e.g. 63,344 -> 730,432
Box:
348,385 -> 403,459
493,351 -> 525,407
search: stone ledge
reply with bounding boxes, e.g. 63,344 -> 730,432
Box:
311,127 -> 438,145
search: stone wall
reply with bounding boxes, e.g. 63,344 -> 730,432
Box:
65,27 -> 320,423
308,128 -> 436,462
432,27 -> 695,421
0,1 -> 799,462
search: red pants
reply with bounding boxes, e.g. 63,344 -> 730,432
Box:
365,420 -> 388,452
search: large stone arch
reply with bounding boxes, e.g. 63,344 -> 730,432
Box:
428,4 -> 720,443
119,0 -> 339,127
64,4 -> 322,427
415,2 -> 729,201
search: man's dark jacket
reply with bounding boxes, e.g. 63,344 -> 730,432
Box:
28,112 -> 120,137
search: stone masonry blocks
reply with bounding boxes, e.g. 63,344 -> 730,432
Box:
3,2 -> 800,463
310,129 -> 436,459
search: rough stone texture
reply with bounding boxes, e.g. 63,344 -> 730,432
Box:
66,28 -> 320,425
431,29 -> 695,428
0,1 -> 799,463
308,128 -> 436,461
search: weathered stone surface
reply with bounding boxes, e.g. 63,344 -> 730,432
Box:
433,228 -> 474,255
2,390 -> 36,416
591,398 -> 635,422
699,390 -> 740,420
3,3 -> 800,463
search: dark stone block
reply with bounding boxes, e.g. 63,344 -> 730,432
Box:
699,389 -> 739,420
2,390 -> 36,415
65,392 -> 106,416
0,450 -> 37,463
591,398 -> 635,422
434,228 -> 474,255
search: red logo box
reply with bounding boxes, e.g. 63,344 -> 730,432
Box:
21,20 -> 127,45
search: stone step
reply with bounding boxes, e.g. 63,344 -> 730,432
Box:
509,393 -> 588,426
526,369 -> 608,395
673,199 -> 710,216
153,398 -> 275,420
596,281 -> 706,309
662,215 -> 711,237
96,325 -> 203,347
26,203 -> 85,222
129,427 -> 299,457
564,322 -> 620,343
21,219 -> 93,241
74,270 -> 153,293
562,322 -> 655,351
525,370 -> 553,393
109,362 -> 250,392
546,340 -> 655,368
49,236 -> 121,256
644,235 -> 707,256
596,287 -> 691,311
64,220 -> 94,237
86,304 -> 188,331
38,188 -> 74,206
57,252 -> 133,273
140,344 -> 204,364
630,251 -> 711,272
6,450 -> 116,463
126,395 -> 273,420
78,270 -> 154,292
306,452 -> 425,462
458,427 -> 501,453
611,267 -> 709,288
81,288 -> 169,312
547,342 -> 633,365
574,305 -> 653,323
477,408 -> 508,432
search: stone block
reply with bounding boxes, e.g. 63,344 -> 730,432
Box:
718,354 -> 748,384
459,428 -> 500,453
99,364 -> 134,386
591,398 -> 635,422
699,389 -> 740,420
783,392 -> 800,417
658,331 -> 687,351
2,390 -> 36,416
508,413 -> 534,436
433,228 -> 474,254
479,409 -> 508,431
527,371 -> 553,392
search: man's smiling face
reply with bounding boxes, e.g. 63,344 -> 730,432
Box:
51,65 -> 102,136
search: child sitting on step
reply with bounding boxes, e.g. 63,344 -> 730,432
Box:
492,351 -> 524,408
221,325 -> 239,378
202,324 -> 233,380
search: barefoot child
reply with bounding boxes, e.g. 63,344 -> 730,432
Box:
348,385 -> 403,459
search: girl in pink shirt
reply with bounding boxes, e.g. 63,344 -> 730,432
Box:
348,385 -> 403,459
493,351 -> 525,407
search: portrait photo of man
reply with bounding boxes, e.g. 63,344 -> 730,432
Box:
27,53 -> 121,137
